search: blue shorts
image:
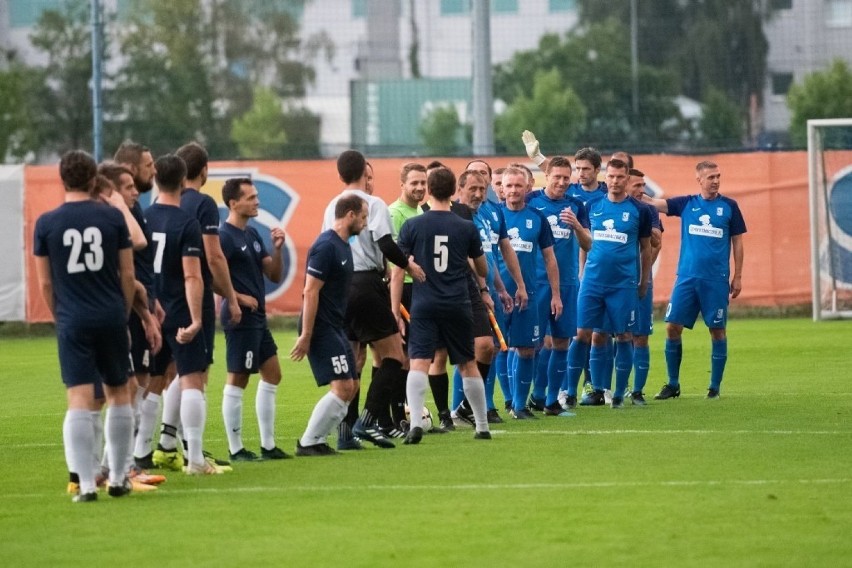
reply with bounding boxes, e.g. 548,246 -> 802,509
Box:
57,324 -> 130,389
408,309 -> 474,365
506,299 -> 541,348
536,281 -> 578,339
225,327 -> 278,374
307,326 -> 356,386
634,281 -> 654,336
665,276 -> 729,329
203,308 -> 216,365
154,327 -> 208,376
576,283 -> 638,335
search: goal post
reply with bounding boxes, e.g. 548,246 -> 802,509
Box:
808,118 -> 852,321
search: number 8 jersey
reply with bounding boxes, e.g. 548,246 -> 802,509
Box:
34,200 -> 131,327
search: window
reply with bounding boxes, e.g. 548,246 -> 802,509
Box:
493,0 -> 518,14
9,0 -> 64,28
826,0 -> 852,27
441,0 -> 470,16
771,72 -> 794,96
548,0 -> 576,13
352,0 -> 366,18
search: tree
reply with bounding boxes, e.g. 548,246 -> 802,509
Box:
0,64 -> 46,161
697,88 -> 744,149
419,105 -> 465,155
495,70 -> 587,154
787,60 -> 852,147
231,88 -> 288,159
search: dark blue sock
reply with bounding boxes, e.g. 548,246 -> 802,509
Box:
590,345 -> 607,391
532,347 -> 551,402
633,345 -> 650,393
614,340 -> 633,398
604,338 -> 615,391
495,350 -> 512,405
566,340 -> 589,397
710,338 -> 727,391
485,360 -> 497,410
512,355 -> 535,412
546,348 -> 566,406
664,338 -> 682,388
451,367 -> 465,410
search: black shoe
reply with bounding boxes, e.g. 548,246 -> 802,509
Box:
655,384 -> 681,400
336,437 -> 365,450
454,402 -> 476,427
564,395 -> 578,409
580,390 -> 606,406
202,450 -> 231,466
510,408 -> 537,420
486,409 -> 503,424
631,392 -> 647,406
72,491 -> 98,503
134,452 -> 155,470
380,425 -> 408,439
107,478 -> 132,498
437,410 -> 455,432
504,400 -> 513,412
404,426 -> 424,445
295,440 -> 337,456
353,419 -> 395,448
474,431 -> 492,440
544,402 -> 575,417
230,448 -> 262,462
706,388 -> 720,400
611,397 -> 624,409
260,446 -> 292,460
527,396 -> 546,412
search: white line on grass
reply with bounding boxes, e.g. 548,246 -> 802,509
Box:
3,478 -> 850,500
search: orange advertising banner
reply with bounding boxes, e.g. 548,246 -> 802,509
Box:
23,151 -> 829,323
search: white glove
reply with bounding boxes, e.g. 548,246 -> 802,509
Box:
522,130 -> 547,166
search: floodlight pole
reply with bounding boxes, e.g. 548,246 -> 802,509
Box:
91,0 -> 104,162
471,0 -> 494,156
630,0 -> 639,122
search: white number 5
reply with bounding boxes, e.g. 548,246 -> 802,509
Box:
434,235 -> 448,273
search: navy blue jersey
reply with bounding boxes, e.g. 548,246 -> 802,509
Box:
666,194 -> 746,282
180,188 -> 219,309
144,204 -> 204,329
584,196 -> 652,288
219,222 -> 269,329
129,201 -> 155,296
305,230 -> 353,329
527,190 -> 589,286
34,201 -> 131,328
397,210 -> 483,316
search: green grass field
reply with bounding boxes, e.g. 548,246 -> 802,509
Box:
1,318 -> 851,567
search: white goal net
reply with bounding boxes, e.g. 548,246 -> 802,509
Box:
808,118 -> 852,320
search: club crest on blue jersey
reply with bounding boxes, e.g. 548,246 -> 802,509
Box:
138,169 -> 300,302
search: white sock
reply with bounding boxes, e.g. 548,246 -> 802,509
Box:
222,384 -> 245,454
64,409 -> 96,494
90,410 -> 104,477
256,381 -> 278,451
105,404 -> 133,485
180,388 -> 206,466
134,393 -> 160,459
133,384 -> 146,424
159,378 -> 182,450
300,392 -> 347,447
462,376 -> 489,432
405,370 -> 429,429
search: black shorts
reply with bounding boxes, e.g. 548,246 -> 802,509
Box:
400,283 -> 413,352
307,326 -> 356,386
469,286 -> 492,338
154,327 -> 208,376
345,271 -> 398,343
57,324 -> 130,388
224,327 -> 278,374
128,311 -> 160,375
408,309 -> 474,366
203,307 -> 216,365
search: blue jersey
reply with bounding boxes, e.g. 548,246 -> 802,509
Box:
34,201 -> 131,328
398,210 -> 483,317
667,194 -> 746,282
129,201 -> 154,297
305,230 -> 353,329
180,188 -> 220,310
500,205 -> 554,296
527,190 -> 589,286
219,222 -> 269,329
479,199 -> 508,285
584,196 -> 652,288
144,204 -> 204,329
567,183 -> 607,208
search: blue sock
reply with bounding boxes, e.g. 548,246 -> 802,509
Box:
589,345 -> 607,391
665,339 -> 682,387
614,340 -> 633,398
633,345 -> 650,394
451,367 -> 465,410
485,361 -> 497,410
566,341 -> 589,397
495,350 -> 512,405
532,347 -> 551,403
512,355 -> 535,412
603,338 -> 614,391
710,339 -> 727,391
546,348 -> 566,406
